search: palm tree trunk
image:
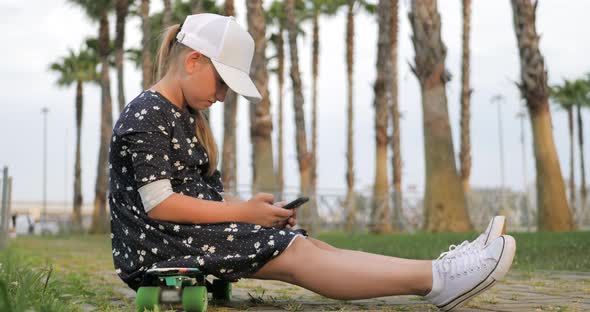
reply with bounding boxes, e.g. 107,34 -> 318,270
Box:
192,0 -> 203,14
247,0 -> 277,195
390,0 -> 402,232
576,103 -> 586,223
409,0 -> 472,232
530,106 -> 574,230
459,0 -> 472,195
141,0 -> 153,90
224,0 -> 235,17
286,0 -> 312,231
73,80 -> 84,232
115,0 -> 129,115
277,25 -> 285,199
370,0 -> 392,234
220,0 -> 237,195
91,10 -> 114,234
310,11 -> 320,230
222,90 -> 238,193
163,0 -> 173,28
344,0 -> 356,232
567,106 -> 576,214
511,0 -> 573,231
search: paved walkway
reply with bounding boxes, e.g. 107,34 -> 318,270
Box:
114,270 -> 590,311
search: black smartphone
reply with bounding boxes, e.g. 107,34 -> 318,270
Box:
282,197 -> 309,209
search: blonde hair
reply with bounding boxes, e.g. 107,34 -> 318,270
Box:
156,24 -> 219,177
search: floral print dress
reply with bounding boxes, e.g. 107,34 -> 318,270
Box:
108,90 -> 307,291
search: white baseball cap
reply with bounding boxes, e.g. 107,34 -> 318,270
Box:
176,13 -> 262,103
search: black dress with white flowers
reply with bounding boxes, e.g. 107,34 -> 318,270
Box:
108,90 -> 307,291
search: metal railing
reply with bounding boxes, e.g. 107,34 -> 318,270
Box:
7,183 -> 590,235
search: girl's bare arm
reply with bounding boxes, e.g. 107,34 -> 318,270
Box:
221,193 -> 244,203
148,193 -> 242,224
147,192 -> 293,227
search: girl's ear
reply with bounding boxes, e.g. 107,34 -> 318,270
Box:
184,51 -> 204,75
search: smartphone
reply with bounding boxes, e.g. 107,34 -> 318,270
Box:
282,197 -> 309,209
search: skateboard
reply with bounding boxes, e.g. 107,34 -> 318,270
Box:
136,267 -> 232,312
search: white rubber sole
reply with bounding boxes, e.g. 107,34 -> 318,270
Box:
438,235 -> 516,311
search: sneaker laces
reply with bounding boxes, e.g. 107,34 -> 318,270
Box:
436,240 -> 470,260
439,246 -> 490,280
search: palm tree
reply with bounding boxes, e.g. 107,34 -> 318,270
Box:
370,0 -> 393,234
409,0 -> 472,232
286,0 -> 313,231
306,0 -> 342,232
247,0 -> 278,196
221,0 -> 239,194
510,0 -> 573,230
163,0 -> 173,27
115,0 -> 130,114
580,76 -> 590,223
550,80 -> 577,217
341,0 -> 375,231
192,0 -> 203,13
267,0 -> 287,199
389,0 -> 401,232
573,79 -> 590,224
267,0 -> 309,201
141,0 -> 153,90
69,0 -> 115,234
459,0 -> 472,195
344,0 -> 356,231
49,47 -> 99,232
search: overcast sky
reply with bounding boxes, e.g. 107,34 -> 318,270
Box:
1,0 -> 589,204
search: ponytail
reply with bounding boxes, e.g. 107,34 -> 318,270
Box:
156,24 -> 182,81
156,23 -> 219,177
194,110 -> 218,177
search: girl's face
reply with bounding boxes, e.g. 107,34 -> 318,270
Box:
179,51 -> 229,111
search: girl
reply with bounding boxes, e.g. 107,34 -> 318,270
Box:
108,13 -> 516,311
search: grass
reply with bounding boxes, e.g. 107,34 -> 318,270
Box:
0,230 -> 589,311
0,235 -> 133,312
0,253 -> 75,312
316,230 -> 590,271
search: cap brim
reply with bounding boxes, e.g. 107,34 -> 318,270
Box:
211,59 -> 262,103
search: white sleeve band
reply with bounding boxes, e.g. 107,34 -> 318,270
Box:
138,179 -> 174,213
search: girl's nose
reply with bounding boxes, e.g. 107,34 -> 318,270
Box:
217,85 -> 228,102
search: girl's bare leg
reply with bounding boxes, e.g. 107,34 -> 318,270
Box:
307,237 -> 422,266
251,236 -> 432,300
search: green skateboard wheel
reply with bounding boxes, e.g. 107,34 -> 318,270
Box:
182,286 -> 208,312
211,280 -> 232,301
136,287 -> 160,312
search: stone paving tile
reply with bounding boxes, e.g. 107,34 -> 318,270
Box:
117,270 -> 590,311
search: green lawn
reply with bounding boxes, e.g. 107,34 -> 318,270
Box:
317,230 -> 590,272
1,230 -> 589,311
1,235 -> 129,312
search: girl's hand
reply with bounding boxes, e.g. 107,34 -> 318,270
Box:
236,193 -> 293,228
273,201 -> 298,229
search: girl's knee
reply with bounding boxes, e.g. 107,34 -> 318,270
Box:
307,237 -> 339,252
251,236 -> 316,282
281,236 -> 322,280
287,236 -> 317,258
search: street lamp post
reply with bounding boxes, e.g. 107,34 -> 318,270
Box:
41,107 -> 49,234
491,94 -> 506,215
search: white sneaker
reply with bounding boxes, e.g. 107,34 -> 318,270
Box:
425,235 -> 516,311
437,216 -> 506,260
